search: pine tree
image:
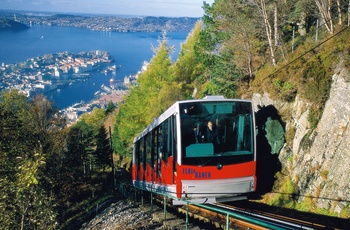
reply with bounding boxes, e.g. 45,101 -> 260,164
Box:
95,125 -> 112,171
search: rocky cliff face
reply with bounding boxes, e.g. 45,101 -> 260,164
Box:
252,61 -> 350,217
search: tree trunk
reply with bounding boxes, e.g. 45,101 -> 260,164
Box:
261,0 -> 276,66
314,0 -> 334,34
274,0 -> 279,46
337,0 -> 342,25
241,31 -> 254,79
297,12 -> 307,36
348,0 -> 350,26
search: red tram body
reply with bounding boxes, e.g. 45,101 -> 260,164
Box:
132,96 -> 256,204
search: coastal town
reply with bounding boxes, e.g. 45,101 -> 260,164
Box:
1,50 -> 114,95
0,50 -> 141,125
0,11 -> 199,32
0,10 -> 183,125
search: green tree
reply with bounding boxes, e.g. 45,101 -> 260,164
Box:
105,101 -> 116,115
0,91 -> 58,229
216,0 -> 264,79
95,125 -> 112,171
171,21 -> 205,99
80,107 -> 106,128
66,120 -> 95,180
113,87 -> 148,157
15,152 -> 57,230
138,35 -> 174,119
195,1 -> 242,98
113,35 -> 175,158
0,91 -> 30,229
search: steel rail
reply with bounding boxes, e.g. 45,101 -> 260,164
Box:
192,202 -> 295,230
211,202 -> 317,230
118,183 -> 339,229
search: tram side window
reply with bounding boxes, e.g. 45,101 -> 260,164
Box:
161,120 -> 169,162
158,116 -> 177,163
145,133 -> 152,167
152,128 -> 158,169
134,141 -> 140,168
158,125 -> 163,161
139,137 -> 145,170
171,116 -> 177,160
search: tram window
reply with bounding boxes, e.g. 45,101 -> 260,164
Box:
167,118 -> 172,159
171,115 -> 177,176
145,133 -> 152,167
228,114 -> 253,152
159,116 -> 177,163
162,120 -> 169,162
180,101 -> 254,165
158,125 -> 163,160
151,129 -> 156,168
154,127 -> 161,175
134,141 -> 140,168
139,138 -> 145,168
171,115 -> 177,159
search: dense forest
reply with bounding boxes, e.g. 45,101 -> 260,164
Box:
0,91 -> 116,229
1,0 -> 350,228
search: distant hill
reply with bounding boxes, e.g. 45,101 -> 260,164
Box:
0,18 -> 29,30
0,11 -> 199,32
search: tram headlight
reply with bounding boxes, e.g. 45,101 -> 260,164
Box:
216,163 -> 223,170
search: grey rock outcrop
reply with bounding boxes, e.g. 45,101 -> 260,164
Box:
252,61 -> 350,216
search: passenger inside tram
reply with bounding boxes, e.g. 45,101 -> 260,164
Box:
200,121 -> 221,152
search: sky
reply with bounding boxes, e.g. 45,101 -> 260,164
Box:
0,0 -> 215,17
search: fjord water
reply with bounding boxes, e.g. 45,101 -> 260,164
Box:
0,25 -> 188,109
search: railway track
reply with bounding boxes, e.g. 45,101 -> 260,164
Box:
178,203 -> 266,229
117,181 -> 348,229
175,201 -> 347,229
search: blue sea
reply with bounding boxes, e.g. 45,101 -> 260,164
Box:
0,25 -> 188,109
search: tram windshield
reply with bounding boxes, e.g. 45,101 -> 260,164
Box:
180,101 -> 254,166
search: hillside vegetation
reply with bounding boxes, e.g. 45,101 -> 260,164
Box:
112,0 -> 350,218
0,91 -> 116,229
1,1 -> 350,228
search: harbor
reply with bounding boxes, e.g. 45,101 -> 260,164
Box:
59,62 -> 144,125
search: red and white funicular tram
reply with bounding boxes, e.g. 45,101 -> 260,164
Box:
132,96 -> 257,204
